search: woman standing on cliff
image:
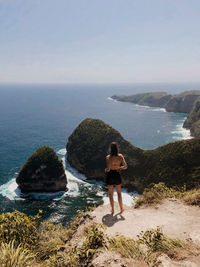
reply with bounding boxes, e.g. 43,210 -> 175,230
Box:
105,142 -> 127,214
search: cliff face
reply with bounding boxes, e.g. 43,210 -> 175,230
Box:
165,94 -> 200,113
112,90 -> 200,114
112,92 -> 171,108
184,97 -> 200,137
16,146 -> 67,193
67,118 -> 200,193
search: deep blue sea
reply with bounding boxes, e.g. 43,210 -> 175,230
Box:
0,83 -> 199,225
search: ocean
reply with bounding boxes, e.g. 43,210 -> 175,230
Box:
0,83 -> 198,225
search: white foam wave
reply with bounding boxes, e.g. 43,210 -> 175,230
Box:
0,178 -> 66,200
152,107 -> 166,112
0,148 -> 139,207
171,119 -> 192,140
0,178 -> 22,200
107,97 -> 118,102
57,148 -> 67,156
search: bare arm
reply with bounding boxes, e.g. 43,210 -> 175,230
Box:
105,155 -> 110,172
119,154 -> 127,170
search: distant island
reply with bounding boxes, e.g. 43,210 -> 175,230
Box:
111,90 -> 200,138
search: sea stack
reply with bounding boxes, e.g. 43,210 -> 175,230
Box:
16,146 -> 67,193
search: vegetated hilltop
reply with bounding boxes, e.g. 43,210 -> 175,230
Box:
184,96 -> 200,138
16,146 -> 67,193
112,92 -> 172,108
112,90 -> 200,137
66,118 -> 200,193
112,90 -> 200,113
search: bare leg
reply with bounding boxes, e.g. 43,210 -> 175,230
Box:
116,184 -> 124,213
108,185 -> 114,214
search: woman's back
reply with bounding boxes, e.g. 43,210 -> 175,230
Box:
106,154 -> 123,170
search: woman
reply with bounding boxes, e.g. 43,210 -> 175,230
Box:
105,142 -> 127,214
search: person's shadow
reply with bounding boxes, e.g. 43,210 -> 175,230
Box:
102,212 -> 125,227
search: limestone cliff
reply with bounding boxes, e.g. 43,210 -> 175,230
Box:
184,97 -> 200,137
112,90 -> 200,114
112,92 -> 171,108
16,146 -> 67,193
66,118 -> 200,193
164,91 -> 200,113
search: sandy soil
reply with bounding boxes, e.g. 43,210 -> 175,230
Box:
91,199 -> 200,245
87,199 -> 200,266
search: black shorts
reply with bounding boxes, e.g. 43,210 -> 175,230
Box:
105,170 -> 122,185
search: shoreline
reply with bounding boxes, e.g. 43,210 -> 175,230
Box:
110,96 -> 193,140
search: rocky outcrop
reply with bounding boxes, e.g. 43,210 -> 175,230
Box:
16,146 -> 67,193
184,97 -> 200,137
67,118 -> 200,193
165,92 -> 200,113
112,90 -> 200,114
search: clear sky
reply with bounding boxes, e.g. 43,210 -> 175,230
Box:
0,0 -> 200,83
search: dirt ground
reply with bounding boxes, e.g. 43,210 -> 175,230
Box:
91,199 -> 200,245
88,199 -> 200,266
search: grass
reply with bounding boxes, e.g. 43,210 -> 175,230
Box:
108,226 -> 186,266
134,183 -> 185,208
0,206 -> 198,267
134,182 -> 200,208
183,188 -> 200,205
0,241 -> 36,267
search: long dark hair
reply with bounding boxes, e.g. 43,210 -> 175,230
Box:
109,142 -> 119,156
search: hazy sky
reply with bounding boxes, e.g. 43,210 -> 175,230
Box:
0,0 -> 200,83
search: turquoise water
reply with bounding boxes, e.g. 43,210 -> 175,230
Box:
0,83 -> 197,224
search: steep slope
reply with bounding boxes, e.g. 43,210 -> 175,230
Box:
67,118 -> 200,192
16,146 -> 67,193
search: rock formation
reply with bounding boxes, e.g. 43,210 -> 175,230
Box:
67,118 -> 200,193
184,97 -> 200,137
16,146 -> 67,193
112,90 -> 200,114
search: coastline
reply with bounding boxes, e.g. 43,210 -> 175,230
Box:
109,96 -> 193,141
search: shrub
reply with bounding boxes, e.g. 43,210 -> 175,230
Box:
0,241 -> 35,267
183,188 -> 200,205
76,223 -> 107,263
109,234 -> 147,260
134,183 -> 185,207
0,210 -> 41,249
36,221 -> 69,260
44,250 -> 78,267
138,227 -> 185,253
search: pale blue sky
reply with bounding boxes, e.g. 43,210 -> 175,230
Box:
0,0 -> 200,83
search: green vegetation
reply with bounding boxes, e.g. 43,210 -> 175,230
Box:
134,182 -> 200,208
112,90 -> 200,114
0,209 -> 191,267
0,241 -> 35,267
134,183 -> 185,207
0,210 -> 41,249
16,146 -> 67,193
109,226 -> 186,266
66,118 -> 200,193
112,92 -> 171,108
183,188 -> 200,205
137,227 -> 185,253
